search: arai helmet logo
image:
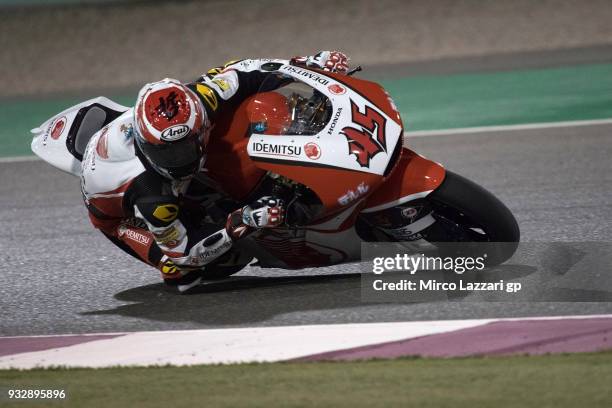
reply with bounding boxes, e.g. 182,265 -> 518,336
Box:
161,125 -> 190,141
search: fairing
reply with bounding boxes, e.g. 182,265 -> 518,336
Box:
244,65 -> 405,216
31,97 -> 129,176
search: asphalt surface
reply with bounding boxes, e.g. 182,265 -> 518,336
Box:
4,0 -> 612,98
1,123 -> 611,336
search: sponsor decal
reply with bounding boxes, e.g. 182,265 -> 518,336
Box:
338,181 -> 370,206
327,107 -> 343,135
50,116 -> 67,140
253,122 -> 267,132
83,141 -> 96,171
42,122 -> 53,145
160,258 -> 179,275
381,225 -> 421,241
212,78 -> 230,91
161,124 -> 190,141
189,240 -> 232,264
205,67 -> 222,78
282,65 -> 330,86
328,84 -> 346,95
304,142 -> 321,160
196,84 -> 218,111
252,142 -> 302,157
154,226 -> 181,248
120,123 -> 134,139
341,100 -> 387,167
154,91 -> 181,120
241,211 -> 253,226
401,207 -> 419,220
124,216 -> 147,229
95,126 -> 109,159
119,226 -> 152,246
237,61 -> 252,71
153,204 -> 179,222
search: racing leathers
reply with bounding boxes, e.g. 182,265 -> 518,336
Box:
80,52 -> 348,292
80,58 -> 291,291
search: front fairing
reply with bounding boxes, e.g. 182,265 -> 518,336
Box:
245,64 -> 404,217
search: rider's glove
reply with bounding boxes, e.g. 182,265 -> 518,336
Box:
226,209 -> 253,241
225,197 -> 285,240
291,51 -> 350,74
242,196 -> 285,229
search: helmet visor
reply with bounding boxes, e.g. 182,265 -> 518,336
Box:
138,133 -> 204,179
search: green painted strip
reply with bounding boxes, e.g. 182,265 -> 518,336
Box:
0,0 -> 126,5
1,63 -> 612,158
381,63 -> 612,131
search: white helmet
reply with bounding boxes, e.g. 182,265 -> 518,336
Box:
134,78 -> 209,180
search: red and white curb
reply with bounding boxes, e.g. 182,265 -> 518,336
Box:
1,315 -> 611,369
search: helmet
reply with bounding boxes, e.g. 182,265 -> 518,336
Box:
134,78 -> 209,180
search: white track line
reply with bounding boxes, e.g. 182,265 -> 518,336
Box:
404,118 -> 612,137
4,313 -> 610,340
2,118 -> 611,164
0,155 -> 40,163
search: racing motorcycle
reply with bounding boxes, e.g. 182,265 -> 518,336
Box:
31,62 -> 519,277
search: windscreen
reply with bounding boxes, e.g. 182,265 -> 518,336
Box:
249,78 -> 333,136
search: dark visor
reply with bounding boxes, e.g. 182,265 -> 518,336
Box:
139,134 -> 203,177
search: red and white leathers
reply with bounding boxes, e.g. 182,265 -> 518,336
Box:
80,53 -> 348,290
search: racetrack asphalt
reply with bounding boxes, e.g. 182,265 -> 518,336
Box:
1,123 -> 611,336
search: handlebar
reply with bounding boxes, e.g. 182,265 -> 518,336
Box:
347,66 -> 363,76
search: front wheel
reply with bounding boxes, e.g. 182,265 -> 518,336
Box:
421,171 -> 520,265
356,171 -> 520,265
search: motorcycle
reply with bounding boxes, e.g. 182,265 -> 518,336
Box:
31,62 -> 519,277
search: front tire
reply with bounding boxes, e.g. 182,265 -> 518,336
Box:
422,170 -> 520,265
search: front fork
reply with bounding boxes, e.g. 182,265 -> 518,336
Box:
357,148 -> 445,241
357,199 -> 436,242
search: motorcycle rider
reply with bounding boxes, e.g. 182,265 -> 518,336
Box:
80,51 -> 350,293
